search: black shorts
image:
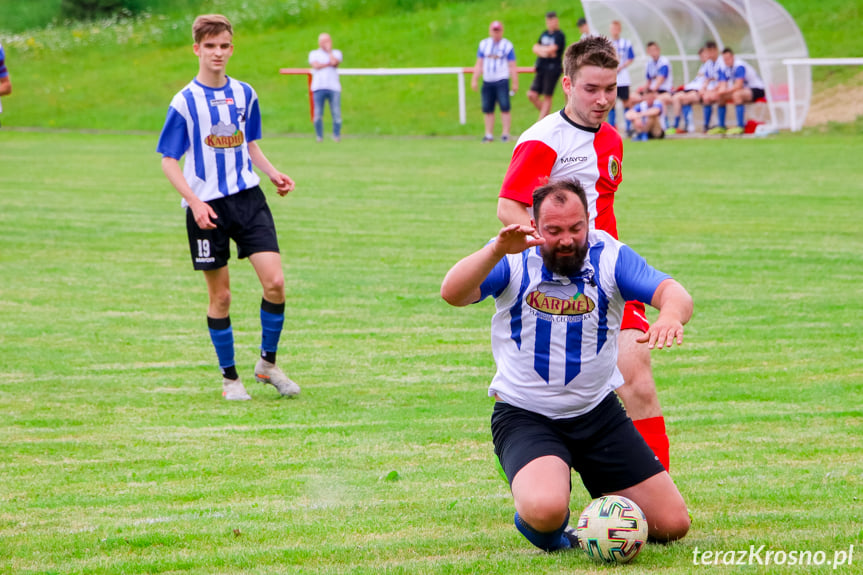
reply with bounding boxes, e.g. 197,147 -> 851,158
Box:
185,185 -> 280,271
491,393 -> 665,498
751,87 -> 766,100
481,79 -> 511,113
617,85 -> 630,102
530,68 -> 562,96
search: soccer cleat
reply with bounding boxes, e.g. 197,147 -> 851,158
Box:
481,135 -> 494,143
726,126 -> 744,135
501,135 -> 510,142
706,126 -> 726,135
222,378 -> 251,401
255,359 -> 300,397
562,525 -> 580,550
666,127 -> 677,135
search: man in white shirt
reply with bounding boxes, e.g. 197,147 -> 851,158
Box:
471,21 -> 518,142
441,179 -> 691,552
308,33 -> 343,142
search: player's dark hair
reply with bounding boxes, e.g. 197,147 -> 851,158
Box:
193,14 -> 233,44
723,47 -> 735,55
532,180 -> 589,223
646,41 -> 658,49
564,36 -> 619,79
704,40 -> 718,50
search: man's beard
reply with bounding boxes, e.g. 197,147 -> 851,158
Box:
541,241 -> 588,277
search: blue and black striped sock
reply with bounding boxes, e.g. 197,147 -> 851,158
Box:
260,298 -> 285,364
208,316 -> 237,379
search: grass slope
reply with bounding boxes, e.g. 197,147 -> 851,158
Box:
0,131 -> 861,574
0,0 -> 862,134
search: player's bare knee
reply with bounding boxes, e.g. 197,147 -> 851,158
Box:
648,510 -> 690,542
516,493 -> 570,532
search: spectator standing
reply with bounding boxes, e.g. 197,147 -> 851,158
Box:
608,20 -> 634,131
471,21 -> 518,142
528,11 -> 566,120
309,33 -> 343,142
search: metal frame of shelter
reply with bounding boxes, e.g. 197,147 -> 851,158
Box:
582,0 -> 810,130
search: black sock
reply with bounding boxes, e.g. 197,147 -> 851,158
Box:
221,365 -> 239,380
261,349 -> 277,364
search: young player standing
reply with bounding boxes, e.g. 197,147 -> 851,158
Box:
157,14 -> 300,400
496,36 -> 673,471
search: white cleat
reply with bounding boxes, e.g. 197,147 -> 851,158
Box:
255,359 -> 300,397
222,377 -> 252,401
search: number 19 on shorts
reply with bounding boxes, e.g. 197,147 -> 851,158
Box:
197,239 -> 211,258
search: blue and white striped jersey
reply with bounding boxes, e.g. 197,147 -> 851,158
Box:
611,37 -> 635,87
646,55 -> 673,92
477,37 -> 516,83
684,59 -> 716,91
478,229 -> 670,419
719,57 -> 765,90
157,76 -> 262,206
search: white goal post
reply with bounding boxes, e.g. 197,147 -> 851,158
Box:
280,66 -> 536,125
782,58 -> 863,131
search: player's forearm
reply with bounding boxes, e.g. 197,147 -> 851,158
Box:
497,197 -> 531,227
651,279 -> 693,326
0,77 -> 11,96
247,141 -> 279,180
441,243 -> 502,306
161,156 -> 200,206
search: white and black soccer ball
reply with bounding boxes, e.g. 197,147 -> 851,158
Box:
576,495 -> 648,563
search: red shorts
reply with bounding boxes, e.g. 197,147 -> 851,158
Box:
622,301 -> 649,333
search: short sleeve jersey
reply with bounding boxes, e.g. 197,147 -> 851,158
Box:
499,110 -> 624,238
684,59 -> 715,91
309,49 -> 343,92
646,55 -> 673,92
611,38 -> 635,87
535,30 -> 566,71
720,57 -> 764,90
477,37 -> 516,83
0,44 -> 8,79
478,229 -> 670,419
156,77 -> 262,206
633,100 -> 665,125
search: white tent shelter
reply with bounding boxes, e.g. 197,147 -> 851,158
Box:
582,0 -> 809,130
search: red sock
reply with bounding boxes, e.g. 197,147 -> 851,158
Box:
633,416 -> 670,472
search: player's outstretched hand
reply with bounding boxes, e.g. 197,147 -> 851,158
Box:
270,172 -> 295,196
492,224 -> 545,257
191,200 -> 218,230
637,318 -> 684,350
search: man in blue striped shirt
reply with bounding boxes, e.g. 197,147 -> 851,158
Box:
471,21 -> 518,142
442,179 -> 692,551
157,14 -> 300,401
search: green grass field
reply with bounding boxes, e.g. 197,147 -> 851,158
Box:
1,130 -> 861,574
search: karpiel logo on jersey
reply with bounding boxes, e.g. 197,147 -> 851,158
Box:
526,284 -> 595,319
608,155 -> 621,181
205,121 -> 244,149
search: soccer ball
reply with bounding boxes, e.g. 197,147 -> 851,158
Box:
576,495 -> 648,563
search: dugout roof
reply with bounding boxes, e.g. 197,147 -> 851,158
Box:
582,0 -> 810,130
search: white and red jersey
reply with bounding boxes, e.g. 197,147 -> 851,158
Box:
499,109 -> 623,239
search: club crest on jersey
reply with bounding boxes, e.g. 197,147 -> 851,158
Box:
205,121 -> 244,149
526,284 -> 595,317
608,155 -> 621,181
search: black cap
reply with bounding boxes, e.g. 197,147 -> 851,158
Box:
546,11 -> 557,18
